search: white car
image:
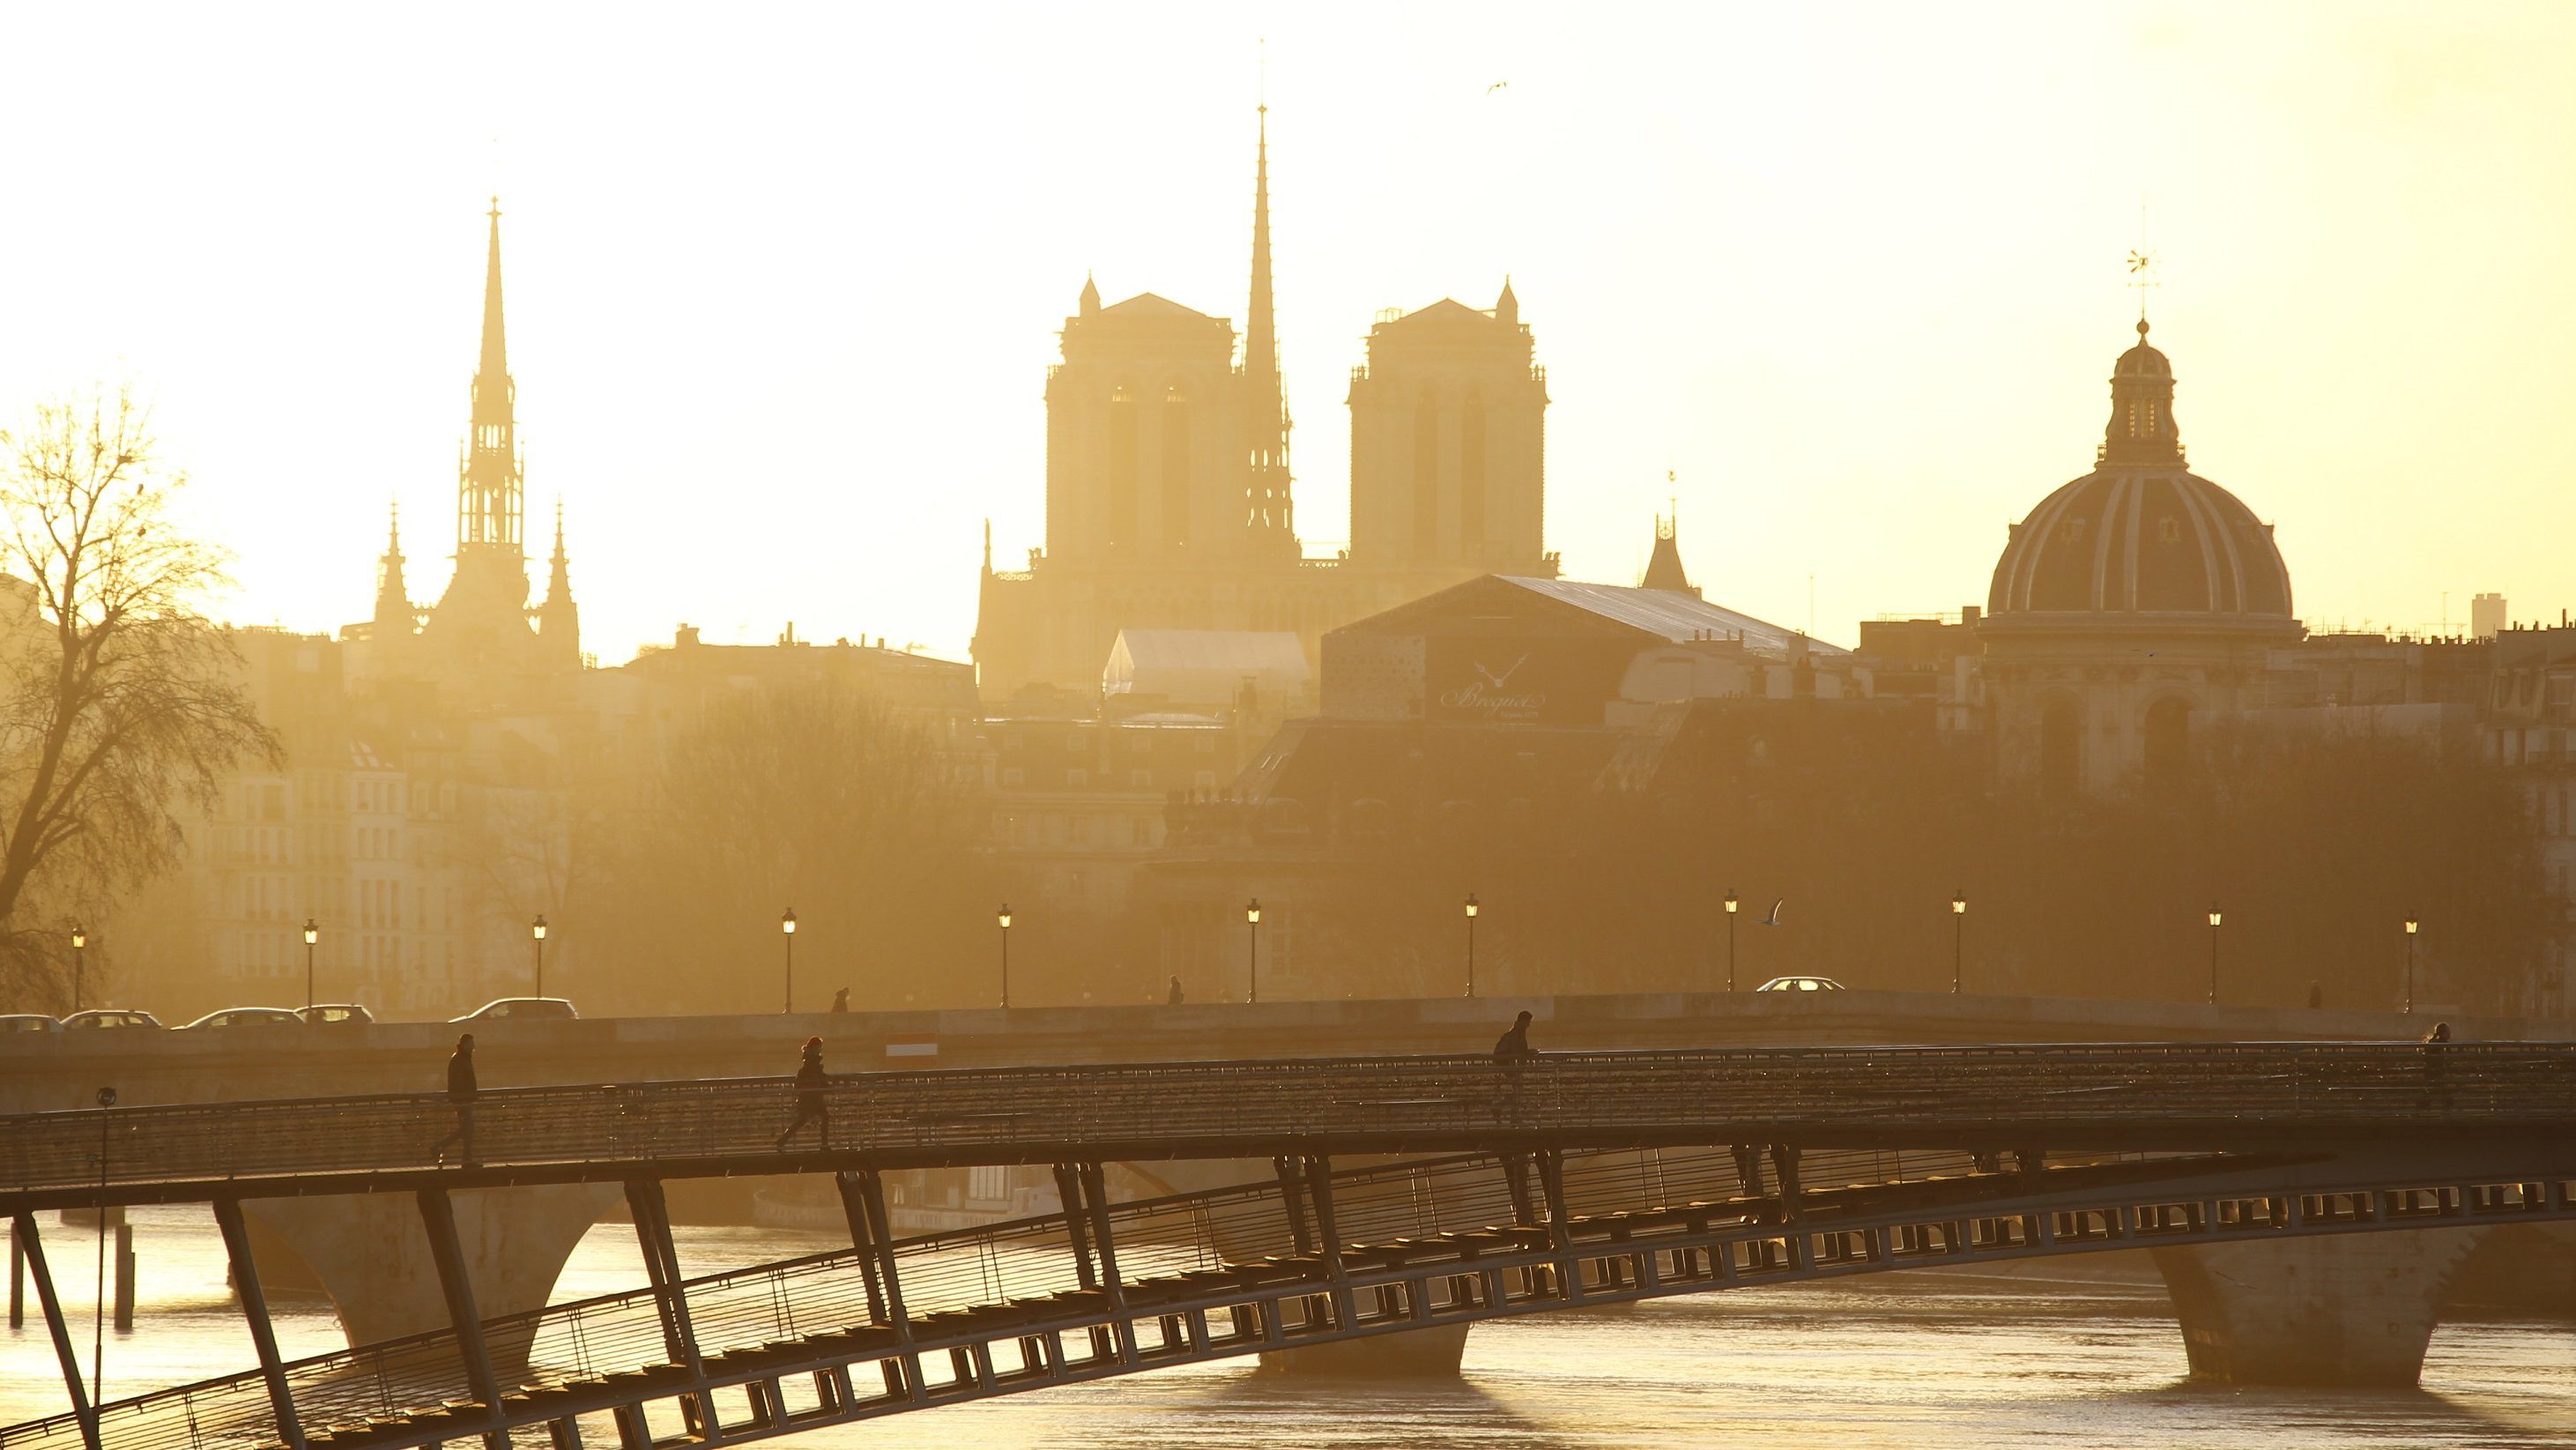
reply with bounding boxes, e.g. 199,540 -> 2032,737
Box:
179,1007 -> 305,1030
0,1014 -> 63,1034
1755,976 -> 1846,993
450,997 -> 578,1023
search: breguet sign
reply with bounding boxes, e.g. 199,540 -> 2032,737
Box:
1436,651 -> 1548,722
1425,639 -> 1625,725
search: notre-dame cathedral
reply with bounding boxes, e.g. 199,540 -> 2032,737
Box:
971,108 -> 1559,702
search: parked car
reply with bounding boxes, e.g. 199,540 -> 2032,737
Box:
62,1009 -> 165,1030
0,1014 -> 63,1034
297,1003 -> 375,1025
178,1007 -> 305,1030
1754,975 -> 1846,993
450,997 -> 578,1023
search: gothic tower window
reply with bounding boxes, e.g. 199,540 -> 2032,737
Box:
1108,386 -> 1138,549
1460,386 -> 1487,554
1413,386 -> 1439,559
1161,387 -> 1191,548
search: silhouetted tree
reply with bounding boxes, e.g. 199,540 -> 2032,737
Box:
573,680 -> 992,1014
0,386 -> 278,1008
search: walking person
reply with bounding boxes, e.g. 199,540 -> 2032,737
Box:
1493,1010 -> 1536,1126
2419,1021 -> 2453,1109
774,1037 -> 831,1151
430,1033 -> 479,1167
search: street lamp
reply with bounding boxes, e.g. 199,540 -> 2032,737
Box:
1723,890 -> 1739,993
2403,916 -> 2420,1014
1245,898 -> 1262,1005
2206,903 -> 2223,1006
1464,893 -> 1480,998
780,908 -> 797,1014
70,924 -> 86,1014
303,918 -> 320,1010
998,903 -> 1013,1008
531,915 -> 547,999
1949,891 -> 1967,994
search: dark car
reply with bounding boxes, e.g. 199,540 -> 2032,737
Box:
450,997 -> 578,1023
297,1003 -> 375,1025
62,1009 -> 165,1030
178,1007 -> 305,1030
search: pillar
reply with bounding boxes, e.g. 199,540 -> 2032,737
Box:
2151,1227 -> 2490,1387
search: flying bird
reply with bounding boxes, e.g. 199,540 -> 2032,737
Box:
1487,80 -> 1509,94
1756,898 -> 1785,927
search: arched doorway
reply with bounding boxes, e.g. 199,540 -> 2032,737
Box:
2040,700 -> 2081,799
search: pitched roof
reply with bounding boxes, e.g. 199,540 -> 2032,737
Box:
1097,292 -> 1216,322
1497,576 -> 1848,658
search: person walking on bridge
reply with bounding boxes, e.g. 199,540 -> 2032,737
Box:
429,1033 -> 479,1167
775,1037 -> 832,1151
1494,1010 -> 1536,1126
2419,1021 -> 2453,1108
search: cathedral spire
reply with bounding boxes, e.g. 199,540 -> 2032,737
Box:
1243,104 -> 1295,551
460,197 -> 524,555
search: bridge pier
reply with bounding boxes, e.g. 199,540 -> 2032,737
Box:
2150,1226 -> 2490,1387
241,1183 -> 620,1353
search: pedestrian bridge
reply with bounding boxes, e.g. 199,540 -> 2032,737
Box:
1,1042 -> 2570,1449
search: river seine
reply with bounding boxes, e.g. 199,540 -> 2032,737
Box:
4,1209 -> 2569,1447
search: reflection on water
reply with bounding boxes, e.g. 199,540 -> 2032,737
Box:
4,1208 -> 2570,1447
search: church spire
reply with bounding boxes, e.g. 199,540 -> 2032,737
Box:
537,497 -> 582,669
459,197 -> 524,555
375,500 -> 413,635
1243,104 -> 1295,552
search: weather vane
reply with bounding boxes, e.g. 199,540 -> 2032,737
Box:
2127,249 -> 2158,325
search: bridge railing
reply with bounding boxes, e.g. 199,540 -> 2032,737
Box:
0,1141 -> 1992,1450
0,1041 -> 2561,1205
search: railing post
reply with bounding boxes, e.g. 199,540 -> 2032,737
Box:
1300,1156 -> 1357,1331
1535,1148 -> 1585,1302
413,1187 -> 503,1430
1077,1162 -> 1140,1364
621,1177 -> 722,1439
1273,1155 -> 1315,1256
850,1168 -> 923,1399
1051,1164 -> 1099,1290
10,1212 -> 96,1450
832,1171 -> 889,1325
213,1198 -> 308,1450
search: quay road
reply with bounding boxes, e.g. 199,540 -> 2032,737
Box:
3,1041 -> 2572,1213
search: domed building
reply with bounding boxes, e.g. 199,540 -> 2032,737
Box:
1978,320 -> 2303,797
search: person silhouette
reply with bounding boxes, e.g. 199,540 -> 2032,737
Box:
775,1037 -> 831,1151
830,987 -> 850,1013
1167,975 -> 1184,1006
1493,1011 -> 1536,1125
429,1033 -> 479,1166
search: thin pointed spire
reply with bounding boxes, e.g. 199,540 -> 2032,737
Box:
460,197 -> 523,554
375,498 -> 412,632
479,197 -> 508,384
1243,102 -> 1294,549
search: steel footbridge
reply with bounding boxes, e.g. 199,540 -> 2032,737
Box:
2,1042 -> 2570,1450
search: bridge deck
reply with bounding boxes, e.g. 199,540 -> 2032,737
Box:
2,1042 -> 2568,1212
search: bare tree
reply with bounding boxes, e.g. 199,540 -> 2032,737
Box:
0,385 -> 278,1005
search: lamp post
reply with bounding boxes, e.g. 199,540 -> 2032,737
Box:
303,918 -> 319,1010
2206,903 -> 2223,1006
780,908 -> 797,1014
1723,890 -> 1739,993
1464,893 -> 1480,998
2403,916 -> 2419,1014
1245,898 -> 1262,1005
1950,891 -> 1967,994
531,915 -> 547,999
998,903 -> 1013,1008
70,924 -> 86,1014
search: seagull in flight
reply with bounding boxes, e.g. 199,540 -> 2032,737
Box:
1487,80 -> 1509,94
1755,898 -> 1785,927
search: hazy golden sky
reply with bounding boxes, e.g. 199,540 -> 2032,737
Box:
4,2 -> 2571,662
